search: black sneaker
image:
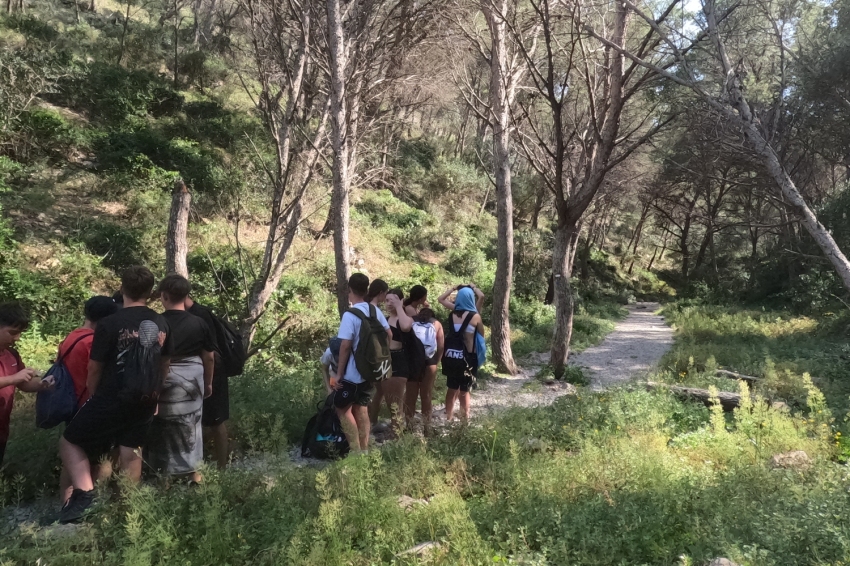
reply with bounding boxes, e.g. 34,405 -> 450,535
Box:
58,488 -> 95,524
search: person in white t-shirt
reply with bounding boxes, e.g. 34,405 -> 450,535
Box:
331,273 -> 391,451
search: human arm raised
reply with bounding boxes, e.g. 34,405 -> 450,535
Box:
387,295 -> 413,331
438,286 -> 457,311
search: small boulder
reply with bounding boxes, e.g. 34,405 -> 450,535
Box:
708,559 -> 740,566
397,495 -> 429,510
770,450 -> 811,471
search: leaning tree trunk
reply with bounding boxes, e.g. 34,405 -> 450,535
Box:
166,179 -> 191,277
550,223 -> 577,379
485,0 -> 517,374
326,0 -> 351,315
702,0 -> 850,293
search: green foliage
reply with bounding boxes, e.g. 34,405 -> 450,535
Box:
15,108 -> 88,158
96,128 -> 230,195
0,156 -> 23,192
55,63 -> 183,123
440,246 -> 486,280
78,220 -> 146,271
513,228 -> 552,299
353,189 -> 432,252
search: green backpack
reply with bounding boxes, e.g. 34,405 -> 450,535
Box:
347,305 -> 391,383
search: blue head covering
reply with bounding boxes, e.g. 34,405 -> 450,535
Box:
454,287 -> 477,313
453,287 -> 487,366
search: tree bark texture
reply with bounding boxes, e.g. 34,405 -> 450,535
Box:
484,0 -> 517,374
326,0 -> 351,316
166,179 -> 191,278
550,223 -> 576,379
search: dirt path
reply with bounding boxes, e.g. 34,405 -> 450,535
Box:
424,302 -> 674,421
568,302 -> 674,391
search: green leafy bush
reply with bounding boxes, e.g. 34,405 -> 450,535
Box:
55,63 -> 183,123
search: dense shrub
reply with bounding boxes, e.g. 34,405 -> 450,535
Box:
78,220 -> 146,271
96,128 -> 231,195
55,63 -> 183,123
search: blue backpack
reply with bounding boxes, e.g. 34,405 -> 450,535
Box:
36,333 -> 90,429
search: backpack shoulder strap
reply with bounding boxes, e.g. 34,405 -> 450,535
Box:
368,303 -> 377,320
346,307 -> 367,323
58,332 -> 92,363
8,347 -> 23,368
457,311 -> 475,336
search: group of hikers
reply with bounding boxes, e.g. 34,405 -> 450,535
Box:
0,266 -> 235,524
0,266 -> 486,524
314,273 -> 487,455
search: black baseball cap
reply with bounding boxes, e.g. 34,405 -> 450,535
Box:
85,296 -> 119,322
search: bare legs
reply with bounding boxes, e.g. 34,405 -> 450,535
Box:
59,439 -> 143,495
60,453 -> 114,504
404,366 -> 437,432
336,405 -> 370,452
59,438 -> 94,492
445,389 -> 471,422
404,381 -> 420,424
369,381 -> 384,424
420,366 -> 437,429
370,377 -> 406,432
353,405 -> 370,450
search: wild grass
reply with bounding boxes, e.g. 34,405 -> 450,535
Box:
4,304 -> 850,564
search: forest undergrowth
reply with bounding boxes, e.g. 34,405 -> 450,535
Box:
3,303 -> 850,566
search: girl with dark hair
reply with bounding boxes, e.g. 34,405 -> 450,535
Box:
403,285 -> 428,317
367,279 -> 389,306
369,289 -> 411,434
403,307 -> 444,433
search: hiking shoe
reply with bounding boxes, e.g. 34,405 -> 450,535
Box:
58,488 -> 95,524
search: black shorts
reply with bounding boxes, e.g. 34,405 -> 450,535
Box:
202,371 -> 229,427
445,353 -> 478,392
333,380 -> 375,409
391,349 -> 409,378
63,394 -> 155,459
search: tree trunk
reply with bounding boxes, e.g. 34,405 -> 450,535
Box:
703,0 -> 850,293
327,0 -> 351,315
485,0 -> 517,374
550,223 -> 577,379
88,0 -> 95,12
117,0 -> 131,65
166,179 -> 191,278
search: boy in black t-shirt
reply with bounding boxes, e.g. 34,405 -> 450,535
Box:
185,296 -> 230,469
58,266 -> 172,524
146,274 -> 215,481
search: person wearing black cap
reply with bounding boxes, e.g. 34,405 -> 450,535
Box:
55,295 -> 119,505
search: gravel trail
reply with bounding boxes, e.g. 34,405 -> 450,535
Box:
568,302 -> 674,391
459,301 -> 673,417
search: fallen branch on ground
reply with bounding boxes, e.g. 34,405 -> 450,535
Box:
715,369 -> 759,384
645,381 -> 741,411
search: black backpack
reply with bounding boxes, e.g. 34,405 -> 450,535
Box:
347,305 -> 391,383
116,319 -> 164,405
301,394 -> 350,459
441,311 -> 475,376
404,328 -> 429,382
209,315 -> 246,377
